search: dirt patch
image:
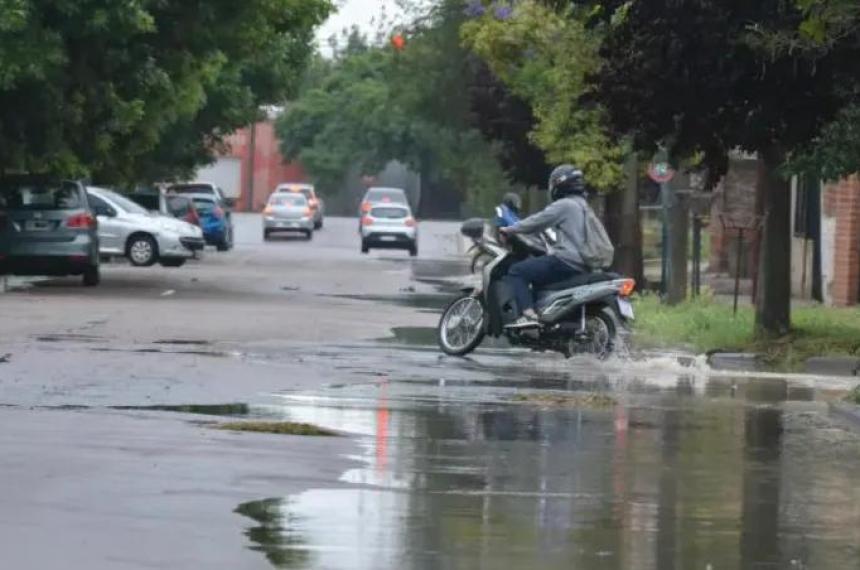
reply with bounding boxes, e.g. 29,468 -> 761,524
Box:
215,421 -> 338,436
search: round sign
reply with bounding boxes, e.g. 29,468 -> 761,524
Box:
648,162 -> 676,184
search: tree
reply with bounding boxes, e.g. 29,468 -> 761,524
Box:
277,2 -> 515,215
0,0 -> 331,184
462,1 -> 624,191
585,0 -> 860,336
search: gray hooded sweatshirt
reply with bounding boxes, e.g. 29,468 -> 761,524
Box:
507,196 -> 588,270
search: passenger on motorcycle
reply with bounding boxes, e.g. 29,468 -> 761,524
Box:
499,165 -> 590,329
494,192 -> 522,230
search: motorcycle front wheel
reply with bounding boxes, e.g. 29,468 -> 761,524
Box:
438,294 -> 486,356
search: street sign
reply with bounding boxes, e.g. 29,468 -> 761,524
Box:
648,162 -> 676,184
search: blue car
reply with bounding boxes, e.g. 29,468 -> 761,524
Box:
189,194 -> 233,251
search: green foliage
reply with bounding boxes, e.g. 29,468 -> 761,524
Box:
787,105 -> 860,181
462,1 -> 625,191
633,294 -> 860,370
276,1 -> 514,213
0,0 -> 332,184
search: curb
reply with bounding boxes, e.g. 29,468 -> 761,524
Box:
708,351 -> 860,378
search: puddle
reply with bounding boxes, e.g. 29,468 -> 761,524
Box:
235,374 -> 860,569
36,333 -> 103,343
153,339 -> 212,346
90,347 -> 232,358
324,293 -> 449,311
112,403 -> 255,417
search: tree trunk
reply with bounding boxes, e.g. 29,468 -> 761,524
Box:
604,155 -> 644,286
754,146 -> 792,337
665,190 -> 689,305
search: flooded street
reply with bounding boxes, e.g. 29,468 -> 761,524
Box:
159,360 -> 860,570
1,217 -> 859,569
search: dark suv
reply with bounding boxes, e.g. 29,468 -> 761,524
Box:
0,177 -> 100,286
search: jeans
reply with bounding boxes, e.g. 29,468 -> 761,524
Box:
506,255 -> 580,314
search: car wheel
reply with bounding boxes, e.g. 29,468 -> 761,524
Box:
127,234 -> 158,267
314,220 -> 322,230
160,258 -> 186,268
305,230 -> 314,241
263,230 -> 270,241
361,240 -> 369,254
409,244 -> 418,257
217,228 -> 233,251
82,265 -> 100,287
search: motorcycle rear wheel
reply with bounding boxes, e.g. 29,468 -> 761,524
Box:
569,309 -> 617,360
438,295 -> 486,356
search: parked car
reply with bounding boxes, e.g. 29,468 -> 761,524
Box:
165,194 -> 201,227
360,204 -> 418,256
187,194 -> 235,249
274,183 -> 324,229
86,187 -> 204,268
0,177 -> 100,286
167,182 -> 234,250
263,193 -> 314,240
359,187 -> 409,216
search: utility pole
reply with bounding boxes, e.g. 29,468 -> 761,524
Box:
245,122 -> 257,212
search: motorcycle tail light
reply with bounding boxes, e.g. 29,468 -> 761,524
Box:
618,279 -> 636,297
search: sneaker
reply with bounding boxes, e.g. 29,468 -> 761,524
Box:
505,315 -> 541,329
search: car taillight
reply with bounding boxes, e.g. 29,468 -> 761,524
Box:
405,217 -> 416,227
618,278 -> 636,297
263,205 -> 273,215
66,213 -> 96,229
186,210 -> 200,225
308,199 -> 319,208
361,202 -> 371,213
361,216 -> 374,226
304,208 -> 312,217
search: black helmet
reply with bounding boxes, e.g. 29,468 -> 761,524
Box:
549,164 -> 586,201
502,192 -> 522,212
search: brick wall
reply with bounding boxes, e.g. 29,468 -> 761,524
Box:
710,157 -> 759,276
224,121 -> 307,212
823,177 -> 860,306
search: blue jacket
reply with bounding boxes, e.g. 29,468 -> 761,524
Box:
494,204 -> 520,228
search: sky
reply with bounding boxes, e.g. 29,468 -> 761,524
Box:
316,0 -> 403,52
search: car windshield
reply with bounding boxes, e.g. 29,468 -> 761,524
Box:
0,181 -> 81,210
192,197 -> 217,214
371,207 -> 409,219
366,189 -> 406,204
97,189 -> 148,215
270,195 -> 307,207
167,197 -> 192,217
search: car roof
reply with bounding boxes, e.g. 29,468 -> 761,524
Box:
276,183 -> 314,191
365,187 -> 406,194
184,193 -> 217,202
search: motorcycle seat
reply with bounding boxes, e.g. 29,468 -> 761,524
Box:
538,272 -> 618,293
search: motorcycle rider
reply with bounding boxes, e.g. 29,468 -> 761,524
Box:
494,192 -> 522,230
499,165 -> 590,328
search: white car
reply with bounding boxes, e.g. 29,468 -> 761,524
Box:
360,203 -> 418,256
86,187 -> 205,268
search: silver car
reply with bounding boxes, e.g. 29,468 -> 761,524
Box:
274,183 -> 324,229
0,177 -> 100,285
263,193 -> 314,240
360,204 -> 418,256
86,187 -> 204,268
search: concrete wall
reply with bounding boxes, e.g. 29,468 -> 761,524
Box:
789,177 -> 816,299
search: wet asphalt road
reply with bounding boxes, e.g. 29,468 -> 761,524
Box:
2,215 -> 860,569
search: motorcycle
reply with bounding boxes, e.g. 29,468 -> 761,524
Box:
467,221 -> 558,274
438,218 -> 636,358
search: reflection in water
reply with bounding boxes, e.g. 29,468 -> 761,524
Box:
235,498 -> 310,569
237,376 -> 860,569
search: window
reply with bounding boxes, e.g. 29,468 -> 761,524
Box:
0,181 -> 81,210
371,207 -> 409,219
794,176 -> 819,239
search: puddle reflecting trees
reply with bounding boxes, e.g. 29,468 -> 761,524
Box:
234,376 -> 860,569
